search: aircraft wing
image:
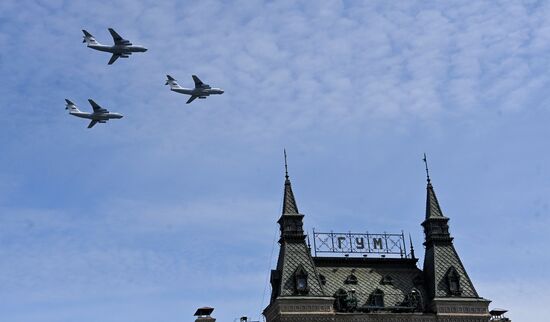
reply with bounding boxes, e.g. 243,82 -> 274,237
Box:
192,75 -> 210,89
108,28 -> 132,46
108,54 -> 120,65
88,120 -> 98,128
88,99 -> 109,113
186,96 -> 198,104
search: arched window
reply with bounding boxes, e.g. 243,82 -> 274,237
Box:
446,267 -> 461,296
368,289 -> 384,308
408,288 -> 423,311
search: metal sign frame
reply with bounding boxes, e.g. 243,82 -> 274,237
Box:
312,229 -> 408,258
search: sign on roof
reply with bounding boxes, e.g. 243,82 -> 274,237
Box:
312,230 -> 410,258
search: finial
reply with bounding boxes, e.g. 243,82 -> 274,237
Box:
284,149 -> 289,180
409,233 -> 415,259
422,153 -> 431,183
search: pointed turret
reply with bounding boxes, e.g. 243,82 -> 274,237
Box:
422,154 -> 452,245
421,155 -> 489,317
277,150 -> 305,241
268,151 -> 325,305
422,181 -> 453,245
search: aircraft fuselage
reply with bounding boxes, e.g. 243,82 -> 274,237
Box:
171,87 -> 224,97
87,44 -> 148,54
70,111 -> 123,121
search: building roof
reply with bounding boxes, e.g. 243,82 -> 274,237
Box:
431,244 -> 479,298
314,257 -> 426,309
194,307 -> 214,316
276,242 -> 325,297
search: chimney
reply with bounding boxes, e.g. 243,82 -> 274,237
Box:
194,307 -> 215,322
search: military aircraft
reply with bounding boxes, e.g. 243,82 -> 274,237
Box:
82,28 -> 147,65
65,99 -> 123,128
165,75 -> 224,104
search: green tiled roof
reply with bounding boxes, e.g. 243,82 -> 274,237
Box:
277,242 -> 325,296
315,258 -> 427,309
432,244 -> 478,298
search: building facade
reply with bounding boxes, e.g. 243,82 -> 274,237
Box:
263,168 -> 499,322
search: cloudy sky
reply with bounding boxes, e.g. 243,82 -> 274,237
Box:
1,0 -> 549,321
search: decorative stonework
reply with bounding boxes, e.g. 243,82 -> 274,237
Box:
279,304 -> 333,313
437,305 -> 487,314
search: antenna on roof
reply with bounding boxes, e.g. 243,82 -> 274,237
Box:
284,149 -> 289,180
422,153 -> 431,183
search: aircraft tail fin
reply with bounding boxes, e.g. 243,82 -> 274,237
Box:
165,75 -> 181,89
65,99 -> 81,113
82,30 -> 99,45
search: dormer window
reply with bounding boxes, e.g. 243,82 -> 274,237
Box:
333,288 -> 358,312
368,289 -> 384,308
446,267 -> 461,296
334,288 -> 348,312
344,274 -> 358,285
407,289 -> 423,311
381,275 -> 393,285
294,265 -> 309,295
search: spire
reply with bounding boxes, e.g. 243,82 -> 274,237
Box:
284,149 -> 289,181
423,153 -> 431,184
409,233 -> 416,259
282,149 -> 299,215
423,154 -> 445,220
421,158 -> 482,304
426,182 -> 445,219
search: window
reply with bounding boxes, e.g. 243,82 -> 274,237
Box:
344,274 -> 358,285
294,265 -> 309,295
333,288 -> 358,312
407,289 -> 423,311
446,267 -> 461,296
368,289 -> 384,308
334,289 -> 348,312
381,275 -> 393,285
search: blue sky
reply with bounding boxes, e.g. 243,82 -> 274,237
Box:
1,0 -> 549,321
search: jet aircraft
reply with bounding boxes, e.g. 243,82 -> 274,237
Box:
165,75 -> 224,104
82,28 -> 147,65
65,99 -> 123,128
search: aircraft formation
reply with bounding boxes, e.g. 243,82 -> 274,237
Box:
68,28 -> 223,128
